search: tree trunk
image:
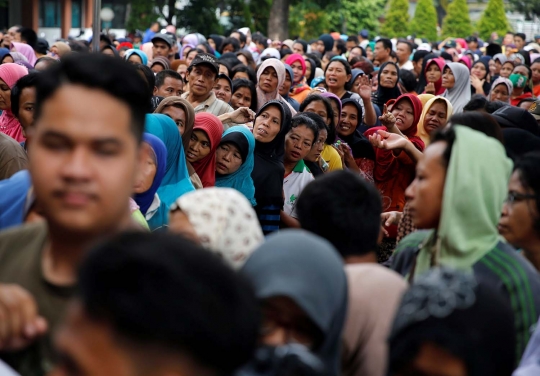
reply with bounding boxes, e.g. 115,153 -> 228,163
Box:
267,0 -> 289,41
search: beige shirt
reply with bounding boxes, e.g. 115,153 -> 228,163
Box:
181,91 -> 233,117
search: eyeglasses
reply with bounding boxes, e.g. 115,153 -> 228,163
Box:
504,191 -> 536,206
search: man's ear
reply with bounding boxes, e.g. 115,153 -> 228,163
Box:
153,86 -> 158,95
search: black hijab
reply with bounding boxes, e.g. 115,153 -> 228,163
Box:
372,62 -> 401,109
470,59 -> 492,95
251,100 -> 292,207
415,53 -> 438,94
339,99 -> 375,160
306,57 -> 317,86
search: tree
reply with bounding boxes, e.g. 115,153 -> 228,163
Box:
441,0 -> 472,38
380,0 -> 410,38
410,0 -> 438,41
507,0 -> 540,20
125,0 -> 159,33
328,0 -> 386,36
477,0 -> 510,40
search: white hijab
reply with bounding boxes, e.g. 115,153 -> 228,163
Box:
442,62 -> 471,114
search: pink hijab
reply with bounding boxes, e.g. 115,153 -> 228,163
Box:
0,63 -> 28,142
256,58 -> 296,115
11,42 -> 37,66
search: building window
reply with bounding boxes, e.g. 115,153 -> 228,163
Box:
102,0 -> 128,29
72,0 -> 82,28
39,0 -> 61,28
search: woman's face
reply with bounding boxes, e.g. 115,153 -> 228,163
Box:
490,83 -> 509,102
489,59 -> 497,76
151,63 -> 165,74
253,105 -> 282,143
133,143 -> 157,194
425,62 -> 442,83
161,105 -> 187,135
338,103 -> 359,137
222,43 -> 235,54
213,78 -> 232,103
406,141 -> 447,229
348,47 -> 362,62
260,296 -> 321,349
2,55 -> 13,64
237,54 -> 248,66
305,61 -> 312,80
471,63 -> 487,79
303,100 -> 329,125
391,99 -> 415,132
513,65 -> 530,83
232,71 -> 249,81
285,125 -> 316,163
325,61 -> 351,90
366,46 -> 373,61
259,66 -> 279,93
177,64 -> 188,80
0,78 -> 11,111
208,39 -> 216,50
186,129 -> 211,163
305,128 -> 327,162
186,50 -> 198,66
215,142 -> 243,175
500,62 -> 514,78
531,62 -> 540,85
441,67 -> 455,89
231,86 -> 252,110
423,101 -> 447,134
499,171 -> 540,251
127,54 -> 143,65
402,342 -> 467,376
380,63 -> 398,88
290,60 -> 304,83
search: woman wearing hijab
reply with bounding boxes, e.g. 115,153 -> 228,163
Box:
251,100 -> 292,234
389,268 -> 516,376
441,62 -> 471,114
415,53 -> 438,94
416,96 -> 453,146
50,41 -> 71,59
134,133 -> 168,231
0,48 -> 9,62
124,49 -> 148,65
215,126 -> 256,205
342,264 -> 407,376
1,52 -> 28,65
510,64 -> 533,106
392,126 -> 540,361
169,187 -> 264,269
488,77 -> 513,103
422,58 -> 446,95
0,63 -> 28,142
470,59 -> 491,96
144,114 -> 194,207
241,229 -> 348,376
150,56 -> 171,73
255,58 -> 297,115
10,42 -> 36,66
284,54 -> 311,104
186,113 -> 223,188
372,62 -> 401,112
305,57 -> 317,87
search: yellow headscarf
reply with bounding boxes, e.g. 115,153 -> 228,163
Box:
416,96 -> 453,146
417,94 -> 435,107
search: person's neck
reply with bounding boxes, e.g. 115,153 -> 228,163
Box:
43,211 -> 133,286
284,158 -> 297,175
328,86 -> 346,98
187,90 -> 211,106
399,58 -> 408,66
344,252 -> 377,264
523,243 -> 540,272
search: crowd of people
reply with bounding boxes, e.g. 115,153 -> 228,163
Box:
1,22 -> 540,375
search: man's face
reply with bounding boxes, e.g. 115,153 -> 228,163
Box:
50,302 -> 141,376
468,41 -> 478,50
187,64 -> 217,98
396,43 -> 410,63
17,86 -> 36,137
374,42 -> 389,62
28,84 -> 140,235
346,40 -> 356,51
514,36 -> 525,50
152,41 -> 171,58
154,77 -> 184,98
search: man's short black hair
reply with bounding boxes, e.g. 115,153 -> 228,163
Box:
78,232 -> 260,373
11,72 -> 39,118
231,30 -> 247,45
399,69 -> 416,92
397,39 -> 412,54
463,94 -> 488,112
34,56 -> 59,69
412,50 -> 429,63
297,170 -> 382,258
135,64 -> 155,97
515,32 -> 526,41
155,69 -> 183,88
252,34 -> 268,49
36,53 -> 150,143
220,37 -> 240,54
347,35 -> 359,45
17,27 -> 38,48
376,38 -> 392,51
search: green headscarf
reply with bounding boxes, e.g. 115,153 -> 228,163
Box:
415,126 -> 513,275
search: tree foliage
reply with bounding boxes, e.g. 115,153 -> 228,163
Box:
477,0 -> 510,40
507,0 -> 540,20
125,0 -> 159,33
441,0 -> 472,38
410,0 -> 438,41
380,0 -> 410,38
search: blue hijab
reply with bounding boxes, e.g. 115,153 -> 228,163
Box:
0,48 -> 9,61
134,133 -> 167,215
215,126 -> 256,206
124,49 -> 148,65
144,114 -> 194,207
0,170 -> 32,230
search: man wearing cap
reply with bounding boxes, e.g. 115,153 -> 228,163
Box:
358,29 -> 369,49
181,53 -> 234,119
151,34 -> 173,61
34,38 -> 49,59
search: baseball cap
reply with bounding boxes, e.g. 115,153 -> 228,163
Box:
359,29 -> 369,38
151,33 -> 172,47
529,100 -> 540,121
444,40 -> 457,48
189,53 -> 219,75
35,38 -> 49,54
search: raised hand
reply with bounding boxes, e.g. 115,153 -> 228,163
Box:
470,75 -> 485,91
378,104 -> 396,129
425,82 -> 436,94
358,75 -> 372,100
369,130 -> 408,150
228,107 -> 256,124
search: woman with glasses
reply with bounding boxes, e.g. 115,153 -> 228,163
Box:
499,152 -> 540,271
